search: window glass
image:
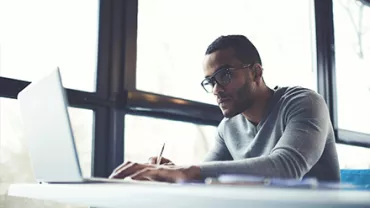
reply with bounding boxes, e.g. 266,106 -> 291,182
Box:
0,98 -> 93,198
0,0 -> 99,92
136,0 -> 317,104
68,108 -> 94,178
336,144 -> 370,169
124,115 -> 216,165
333,0 -> 370,134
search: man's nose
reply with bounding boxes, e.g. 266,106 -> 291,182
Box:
212,82 -> 224,95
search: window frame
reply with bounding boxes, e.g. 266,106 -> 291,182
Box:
0,0 -> 368,180
315,0 -> 370,147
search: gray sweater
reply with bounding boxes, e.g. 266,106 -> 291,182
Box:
199,86 -> 340,182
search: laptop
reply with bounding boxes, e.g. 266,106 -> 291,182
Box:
17,68 -> 149,184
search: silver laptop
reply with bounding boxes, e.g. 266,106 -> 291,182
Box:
17,68 -> 141,184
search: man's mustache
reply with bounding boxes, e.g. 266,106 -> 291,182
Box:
216,92 -> 231,99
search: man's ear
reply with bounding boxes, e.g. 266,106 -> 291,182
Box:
252,64 -> 263,81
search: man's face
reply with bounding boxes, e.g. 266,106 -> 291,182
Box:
202,48 -> 257,118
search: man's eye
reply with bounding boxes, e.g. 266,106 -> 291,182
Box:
203,79 -> 214,86
215,70 -> 229,83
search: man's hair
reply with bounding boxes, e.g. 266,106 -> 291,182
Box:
205,35 -> 262,66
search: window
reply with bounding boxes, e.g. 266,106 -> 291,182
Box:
136,0 -> 317,104
124,115 -> 216,165
333,0 -> 370,134
0,98 -> 93,196
0,0 -> 99,92
336,144 -> 370,169
67,108 -> 94,178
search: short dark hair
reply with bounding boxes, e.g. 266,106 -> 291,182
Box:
205,35 -> 262,66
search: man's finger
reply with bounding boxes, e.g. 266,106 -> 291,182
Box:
131,167 -> 180,183
113,161 -> 131,172
147,157 -> 157,164
110,163 -> 152,179
129,168 -> 154,181
163,162 -> 175,166
130,175 -> 151,181
109,162 -> 136,179
109,161 -> 132,178
147,157 -> 174,165
130,168 -> 166,182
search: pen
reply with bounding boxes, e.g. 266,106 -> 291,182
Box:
156,143 -> 165,166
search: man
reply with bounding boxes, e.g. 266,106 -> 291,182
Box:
110,35 -> 340,183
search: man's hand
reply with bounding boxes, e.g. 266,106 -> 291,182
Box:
109,161 -> 153,180
109,161 -> 201,183
148,156 -> 175,166
130,165 -> 200,183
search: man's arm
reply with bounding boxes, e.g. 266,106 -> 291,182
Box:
203,131 -> 233,162
199,91 -> 330,179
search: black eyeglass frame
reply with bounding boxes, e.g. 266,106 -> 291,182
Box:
201,63 -> 253,93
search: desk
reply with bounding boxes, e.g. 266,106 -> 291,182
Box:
8,183 -> 370,208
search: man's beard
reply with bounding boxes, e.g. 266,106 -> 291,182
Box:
225,82 -> 255,118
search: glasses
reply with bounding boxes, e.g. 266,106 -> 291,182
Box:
201,64 -> 252,93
